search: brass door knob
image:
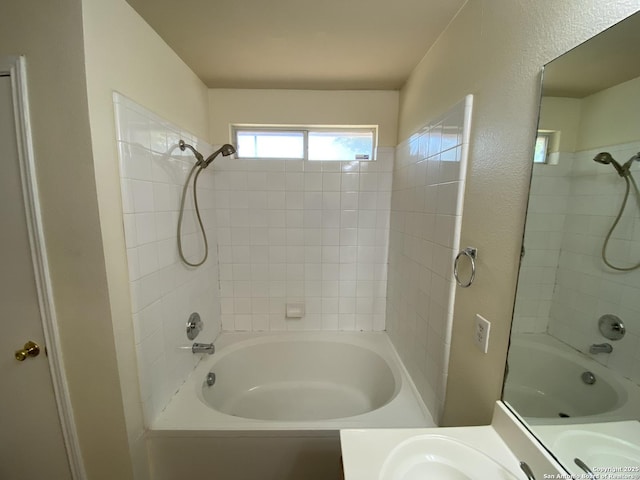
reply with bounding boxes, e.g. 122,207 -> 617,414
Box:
15,341 -> 40,361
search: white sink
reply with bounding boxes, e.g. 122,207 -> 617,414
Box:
553,430 -> 640,471
532,420 -> 640,478
379,434 -> 519,480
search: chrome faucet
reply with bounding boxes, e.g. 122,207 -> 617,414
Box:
192,342 -> 215,355
589,343 -> 612,354
575,458 -> 596,480
519,462 -> 535,480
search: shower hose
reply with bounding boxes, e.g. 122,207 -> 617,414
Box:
601,173 -> 640,271
177,163 -> 208,267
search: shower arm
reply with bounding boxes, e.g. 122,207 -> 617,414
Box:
178,140 -> 204,166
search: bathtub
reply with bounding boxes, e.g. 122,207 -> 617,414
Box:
147,331 -> 432,480
503,334 -> 640,425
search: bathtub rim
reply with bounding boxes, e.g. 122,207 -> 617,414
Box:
150,331 -> 434,432
504,333 -> 640,425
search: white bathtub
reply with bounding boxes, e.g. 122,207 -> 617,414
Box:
503,334 -> 640,425
201,337 -> 398,422
152,331 -> 432,430
147,332 -> 432,480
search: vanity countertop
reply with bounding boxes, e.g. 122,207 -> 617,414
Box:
340,402 -> 566,480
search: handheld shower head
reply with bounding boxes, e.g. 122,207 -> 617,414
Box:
593,152 -> 614,165
203,144 -> 236,168
593,152 -> 626,177
178,140 -> 236,168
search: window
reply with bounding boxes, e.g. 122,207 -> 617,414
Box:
533,133 -> 550,164
533,130 -> 553,163
533,130 -> 560,164
236,129 -> 305,159
232,125 -> 377,161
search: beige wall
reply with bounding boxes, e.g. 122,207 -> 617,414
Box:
0,0 -> 134,478
81,0 -> 210,477
209,89 -> 399,147
577,75 -> 640,151
539,97 -> 582,153
538,75 -> 640,156
398,0 -> 640,426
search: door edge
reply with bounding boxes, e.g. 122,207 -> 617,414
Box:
0,55 -> 87,480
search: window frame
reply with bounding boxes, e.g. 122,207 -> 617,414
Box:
231,124 -> 378,162
533,131 -> 552,164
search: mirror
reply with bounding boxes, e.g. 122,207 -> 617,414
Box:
503,10 -> 640,477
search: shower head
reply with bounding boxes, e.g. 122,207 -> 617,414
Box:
203,144 -> 236,168
178,140 -> 236,168
593,152 -> 614,165
593,152 -> 626,177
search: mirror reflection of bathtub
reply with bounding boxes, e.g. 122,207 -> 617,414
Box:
504,334 -> 640,425
503,8 -> 640,477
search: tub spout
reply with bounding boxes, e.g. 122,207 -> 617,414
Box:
589,343 -> 612,354
192,342 -> 215,355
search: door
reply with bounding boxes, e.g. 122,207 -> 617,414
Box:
0,74 -> 73,478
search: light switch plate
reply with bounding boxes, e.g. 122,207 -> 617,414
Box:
474,314 -> 490,353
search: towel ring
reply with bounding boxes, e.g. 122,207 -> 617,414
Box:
454,247 -> 477,288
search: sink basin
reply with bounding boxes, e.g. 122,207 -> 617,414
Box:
553,430 -> 640,472
379,435 -> 520,480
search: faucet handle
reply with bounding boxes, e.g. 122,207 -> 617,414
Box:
574,458 -> 596,479
519,461 -> 535,480
598,314 -> 625,340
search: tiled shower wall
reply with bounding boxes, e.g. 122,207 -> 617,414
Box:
114,92 -> 394,421
386,96 -> 473,422
212,150 -> 394,332
114,93 -> 221,424
114,90 -> 473,426
548,141 -> 640,384
513,140 -> 640,385
511,153 -> 573,334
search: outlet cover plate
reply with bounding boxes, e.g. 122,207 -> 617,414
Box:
474,314 -> 490,353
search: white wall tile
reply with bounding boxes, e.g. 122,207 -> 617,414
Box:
341,192 -> 359,210
135,213 -> 157,245
121,104 -> 393,349
386,96 -> 472,423
114,94 -> 221,427
323,173 -> 341,191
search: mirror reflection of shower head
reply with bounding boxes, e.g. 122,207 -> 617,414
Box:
593,151 -> 640,272
593,152 -> 614,165
593,152 -> 626,177
622,152 -> 640,170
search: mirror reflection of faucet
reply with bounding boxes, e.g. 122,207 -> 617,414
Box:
589,343 -> 612,354
598,314 -> 625,340
192,342 -> 215,355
